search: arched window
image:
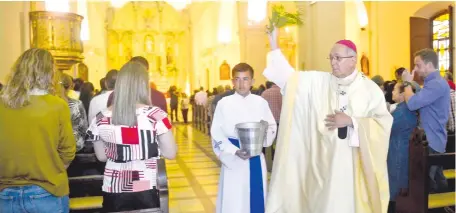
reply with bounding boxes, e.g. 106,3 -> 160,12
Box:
432,9 -> 453,75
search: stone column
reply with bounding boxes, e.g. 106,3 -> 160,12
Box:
295,1 -> 311,70
0,1 -> 30,83
237,2 -> 269,85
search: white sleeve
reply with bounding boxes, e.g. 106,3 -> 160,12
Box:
348,118 -> 360,147
262,101 -> 278,147
263,49 -> 295,95
210,102 -> 243,169
210,101 -> 240,156
88,99 -> 97,124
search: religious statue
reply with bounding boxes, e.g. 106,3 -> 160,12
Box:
361,53 -> 370,76
156,56 -> 163,76
77,63 -> 89,81
220,60 -> 231,80
166,46 -> 174,65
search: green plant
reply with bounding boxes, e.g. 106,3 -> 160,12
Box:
266,5 -> 303,34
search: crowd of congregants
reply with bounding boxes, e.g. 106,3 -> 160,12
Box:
0,32 -> 454,213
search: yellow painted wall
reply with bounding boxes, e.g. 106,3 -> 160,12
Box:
82,2 -> 108,90
368,1 -> 454,81
1,1 -> 454,88
0,1 -> 30,84
191,2 -> 241,90
306,1 -> 346,71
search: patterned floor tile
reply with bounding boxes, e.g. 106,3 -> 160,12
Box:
185,162 -> 218,169
169,187 -> 196,199
168,124 -> 221,213
201,185 -> 218,196
176,199 -> 205,212
195,175 -> 219,185
169,177 -> 190,188
190,168 -> 220,176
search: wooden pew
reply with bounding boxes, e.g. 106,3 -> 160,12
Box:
395,128 -> 455,213
69,158 -> 169,213
157,159 -> 169,213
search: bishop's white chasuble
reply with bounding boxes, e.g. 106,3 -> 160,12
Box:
264,49 -> 392,213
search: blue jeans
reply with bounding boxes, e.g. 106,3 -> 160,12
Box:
0,185 -> 69,213
428,148 -> 448,193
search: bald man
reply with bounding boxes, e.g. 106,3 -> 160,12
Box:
263,29 -> 392,213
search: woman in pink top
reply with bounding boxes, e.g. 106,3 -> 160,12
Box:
87,61 -> 177,212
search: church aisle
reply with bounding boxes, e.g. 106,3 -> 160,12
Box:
167,124 -> 220,213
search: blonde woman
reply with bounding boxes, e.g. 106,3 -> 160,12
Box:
87,61 -> 177,212
0,48 -> 75,212
57,72 -> 88,152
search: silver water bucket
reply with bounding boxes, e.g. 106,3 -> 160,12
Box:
235,121 -> 268,157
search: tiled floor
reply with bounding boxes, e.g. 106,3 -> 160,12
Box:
167,124 -> 220,213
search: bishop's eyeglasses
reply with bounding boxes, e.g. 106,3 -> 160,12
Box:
327,55 -> 354,62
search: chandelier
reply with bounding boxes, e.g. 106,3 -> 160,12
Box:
165,0 -> 191,11
248,0 -> 268,23
110,0 -> 129,8
355,0 -> 368,29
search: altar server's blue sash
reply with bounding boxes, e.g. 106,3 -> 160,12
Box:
228,138 -> 265,213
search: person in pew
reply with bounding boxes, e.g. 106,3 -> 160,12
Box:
57,73 -> 89,152
88,69 -> 118,123
402,48 -> 450,193
0,48 -> 76,212
106,57 -> 168,113
263,28 -> 392,213
387,81 -> 420,213
86,61 -> 177,212
211,62 -> 277,213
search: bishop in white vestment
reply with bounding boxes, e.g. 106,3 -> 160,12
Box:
211,63 -> 277,213
264,32 -> 392,213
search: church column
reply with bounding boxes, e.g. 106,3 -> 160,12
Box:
0,1 -> 30,83
306,1 -> 346,71
237,2 -> 268,85
295,1 -> 311,70
82,2 -> 108,86
184,8 -> 194,93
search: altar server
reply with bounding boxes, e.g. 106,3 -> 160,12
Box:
264,29 -> 392,213
211,62 -> 277,213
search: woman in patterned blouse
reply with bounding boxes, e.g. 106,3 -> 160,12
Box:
87,61 -> 177,212
57,73 -> 89,152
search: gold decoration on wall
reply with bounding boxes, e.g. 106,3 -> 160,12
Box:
107,30 -> 133,70
220,60 -> 230,80
361,53 -> 370,76
144,35 -> 155,53
29,11 -> 84,71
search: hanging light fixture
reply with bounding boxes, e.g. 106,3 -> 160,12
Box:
110,0 -> 129,9
355,0 -> 368,30
218,0 -> 235,44
78,0 -> 89,41
45,0 -> 70,12
248,0 -> 268,23
165,0 -> 191,11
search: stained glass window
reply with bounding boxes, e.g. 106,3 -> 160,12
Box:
432,12 -> 451,75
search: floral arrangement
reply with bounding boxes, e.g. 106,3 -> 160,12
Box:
266,5 -> 303,34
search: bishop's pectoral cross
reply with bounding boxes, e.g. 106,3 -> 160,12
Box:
338,89 -> 348,140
